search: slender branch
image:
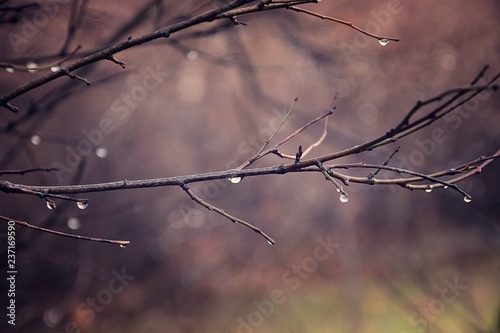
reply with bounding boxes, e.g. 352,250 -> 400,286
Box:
301,116 -> 329,158
286,70 -> 499,170
237,97 -> 298,170
367,146 -> 400,179
287,6 -> 400,44
316,161 -> 349,202
180,183 -> 275,245
0,215 -> 130,247
1,0 -> 325,112
0,167 -> 59,176
0,44 -> 82,73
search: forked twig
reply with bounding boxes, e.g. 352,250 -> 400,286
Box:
180,183 -> 275,245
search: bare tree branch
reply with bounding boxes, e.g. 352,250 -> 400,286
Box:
0,214 -> 130,247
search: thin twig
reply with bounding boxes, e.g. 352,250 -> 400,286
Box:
367,146 -> 400,179
0,167 -> 59,176
238,97 -> 298,169
316,161 -> 349,201
287,6 -> 400,44
180,183 -> 275,244
301,115 -> 329,158
0,215 -> 130,247
2,0 -> 322,112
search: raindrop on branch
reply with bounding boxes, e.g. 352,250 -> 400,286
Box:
5,66 -> 15,73
46,199 -> 56,210
119,243 -> 128,248
26,61 -> 37,73
339,192 -> 349,203
378,38 -> 390,46
76,200 -> 88,210
463,196 -> 472,203
228,177 -> 242,184
425,188 -> 433,193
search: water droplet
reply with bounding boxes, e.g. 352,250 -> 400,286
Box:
50,66 -> 61,72
267,240 -> 275,245
378,38 -> 390,46
5,66 -> 15,73
31,135 -> 41,145
425,188 -> 432,193
95,147 -> 108,158
339,192 -> 349,203
229,177 -> 242,184
119,243 -> 128,248
26,61 -> 38,73
443,186 -> 448,189
46,199 -> 56,210
463,196 -> 472,203
76,200 -> 88,209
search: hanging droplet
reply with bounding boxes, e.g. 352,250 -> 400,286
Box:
425,188 -> 432,193
463,196 -> 472,203
76,200 -> 88,210
378,38 -> 390,46
119,243 -> 128,248
339,192 -> 349,203
46,199 -> 56,210
31,135 -> 41,145
443,186 -> 448,189
50,66 -> 61,72
229,177 -> 242,184
5,66 -> 15,73
26,61 -> 38,73
267,240 -> 275,246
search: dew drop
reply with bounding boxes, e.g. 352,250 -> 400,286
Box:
5,66 -> 15,73
267,240 -> 275,246
443,186 -> 448,189
31,135 -> 41,145
229,177 -> 242,184
76,200 -> 88,210
46,199 -> 56,210
339,192 -> 349,203
378,38 -> 390,46
50,66 -> 61,72
26,61 -> 38,73
463,196 -> 472,203
425,188 -> 432,193
119,243 -> 128,248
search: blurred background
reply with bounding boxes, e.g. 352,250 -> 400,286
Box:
0,1 -> 499,332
